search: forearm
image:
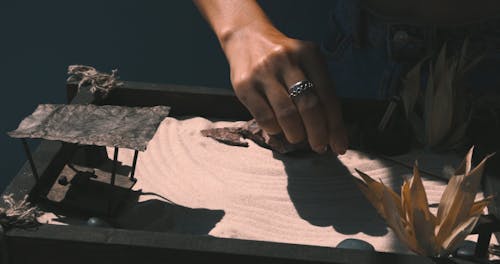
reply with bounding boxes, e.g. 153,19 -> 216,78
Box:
193,0 -> 277,48
193,0 -> 348,155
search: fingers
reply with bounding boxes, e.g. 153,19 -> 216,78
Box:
229,37 -> 347,155
260,78 -> 306,144
233,80 -> 282,135
299,43 -> 348,155
280,68 -> 329,153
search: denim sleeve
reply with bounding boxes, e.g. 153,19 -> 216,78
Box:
321,0 -> 400,100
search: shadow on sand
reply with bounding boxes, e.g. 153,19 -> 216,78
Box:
274,151 -> 389,237
113,190 -> 225,235
45,189 -> 225,236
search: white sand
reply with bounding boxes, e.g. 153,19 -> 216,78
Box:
40,117 -> 490,254
107,117 -> 453,254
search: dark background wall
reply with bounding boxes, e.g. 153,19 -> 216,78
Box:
0,0 -> 334,191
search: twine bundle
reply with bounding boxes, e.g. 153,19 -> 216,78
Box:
67,65 -> 123,98
0,194 -> 40,230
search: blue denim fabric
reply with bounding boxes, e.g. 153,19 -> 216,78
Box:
322,0 -> 500,100
322,0 -> 396,99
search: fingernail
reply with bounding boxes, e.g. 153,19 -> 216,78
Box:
336,145 -> 346,155
321,145 -> 328,153
332,143 -> 345,156
315,145 -> 328,154
339,141 -> 348,155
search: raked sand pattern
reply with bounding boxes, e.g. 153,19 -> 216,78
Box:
101,117 -> 459,254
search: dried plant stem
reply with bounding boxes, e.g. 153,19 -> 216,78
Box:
0,194 -> 40,230
67,65 -> 124,98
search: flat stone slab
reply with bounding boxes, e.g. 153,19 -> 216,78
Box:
8,104 -> 170,151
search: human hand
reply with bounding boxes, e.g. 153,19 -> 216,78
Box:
221,22 -> 348,154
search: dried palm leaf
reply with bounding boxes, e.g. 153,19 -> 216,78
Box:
401,58 -> 425,118
353,146 -> 493,257
400,41 -> 482,150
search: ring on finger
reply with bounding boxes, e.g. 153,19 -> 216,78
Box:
288,80 -> 314,98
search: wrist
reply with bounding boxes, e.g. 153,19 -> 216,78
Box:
218,21 -> 283,53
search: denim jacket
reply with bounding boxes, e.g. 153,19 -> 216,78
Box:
322,0 -> 500,100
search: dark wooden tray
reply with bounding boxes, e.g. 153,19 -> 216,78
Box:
1,81 -> 475,264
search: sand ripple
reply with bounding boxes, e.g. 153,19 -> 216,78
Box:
111,117 -> 454,254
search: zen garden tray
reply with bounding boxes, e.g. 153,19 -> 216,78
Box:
1,81 -> 499,264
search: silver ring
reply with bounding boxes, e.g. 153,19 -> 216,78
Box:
288,80 -> 314,98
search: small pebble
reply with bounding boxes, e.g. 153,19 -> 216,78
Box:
58,176 -> 69,186
453,240 -> 476,258
337,238 -> 375,251
87,217 -> 111,228
489,244 -> 500,256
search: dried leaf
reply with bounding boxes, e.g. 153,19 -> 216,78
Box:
436,174 -> 465,225
409,162 -> 438,255
355,169 -> 402,215
401,59 -> 425,117
436,152 -> 492,245
441,215 -> 480,254
424,65 -> 437,146
401,179 -> 413,229
454,146 -> 474,176
353,146 -> 492,257
353,176 -> 387,218
413,209 -> 438,255
453,153 -> 495,219
402,42 -> 481,150
469,196 -> 493,217
425,45 -> 454,148
381,185 -> 412,249
436,146 -> 474,224
409,162 -> 431,217
462,54 -> 484,74
434,44 -> 448,83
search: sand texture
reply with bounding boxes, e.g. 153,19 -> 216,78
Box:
40,117 -> 490,254
103,117 -> 461,254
